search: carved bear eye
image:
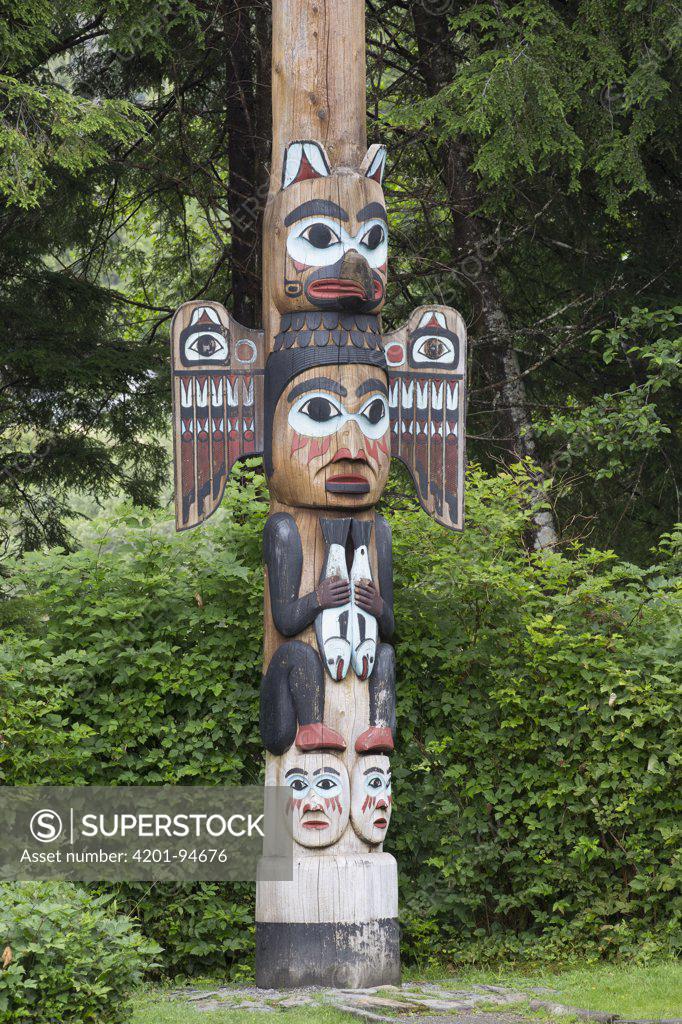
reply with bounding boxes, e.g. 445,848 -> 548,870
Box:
361,224 -> 385,251
299,396 -> 342,423
302,223 -> 340,249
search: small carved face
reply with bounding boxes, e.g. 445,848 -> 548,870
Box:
266,141 -> 388,315
268,363 -> 391,508
281,752 -> 350,849
351,755 -> 392,845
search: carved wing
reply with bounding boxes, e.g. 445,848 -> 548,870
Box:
384,306 -> 467,531
171,301 -> 265,530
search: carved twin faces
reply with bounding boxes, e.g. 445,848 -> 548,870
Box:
281,751 -> 392,850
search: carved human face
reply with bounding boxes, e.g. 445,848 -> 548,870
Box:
266,141 -> 388,315
281,752 -> 350,849
268,363 -> 391,508
351,755 -> 392,845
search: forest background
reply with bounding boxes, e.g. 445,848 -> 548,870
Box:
0,0 -> 680,975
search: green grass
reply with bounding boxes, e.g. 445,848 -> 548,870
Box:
130,998 -> 352,1024
435,962 -> 682,1018
131,962 -> 682,1022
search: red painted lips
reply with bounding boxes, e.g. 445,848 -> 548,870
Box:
307,279 -> 368,300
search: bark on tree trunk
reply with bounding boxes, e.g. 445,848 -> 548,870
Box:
411,3 -> 559,550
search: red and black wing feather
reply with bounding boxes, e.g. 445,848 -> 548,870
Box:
171,301 -> 265,530
384,306 -> 467,531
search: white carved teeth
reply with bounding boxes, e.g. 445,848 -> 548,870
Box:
180,379 -> 193,407
211,378 -> 223,406
401,381 -> 414,408
242,377 -> 254,406
447,383 -> 458,411
431,382 -> 443,409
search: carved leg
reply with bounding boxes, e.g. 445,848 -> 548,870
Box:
260,640 -> 346,755
355,643 -> 396,753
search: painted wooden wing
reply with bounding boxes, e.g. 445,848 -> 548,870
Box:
384,306 -> 467,531
171,300 -> 265,530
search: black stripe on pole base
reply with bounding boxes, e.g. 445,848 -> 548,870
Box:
255,918 -> 400,989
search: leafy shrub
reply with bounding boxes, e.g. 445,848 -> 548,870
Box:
0,463 -> 680,969
0,881 -> 160,1022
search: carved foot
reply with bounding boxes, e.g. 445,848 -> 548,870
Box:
355,726 -> 394,754
296,723 -> 346,752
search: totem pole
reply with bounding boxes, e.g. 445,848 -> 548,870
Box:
170,0 -> 466,990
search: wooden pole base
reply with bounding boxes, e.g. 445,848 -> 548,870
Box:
256,853 -> 400,988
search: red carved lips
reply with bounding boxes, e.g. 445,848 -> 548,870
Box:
325,452 -> 373,494
374,817 -> 388,829
302,820 -> 329,830
307,279 -> 368,301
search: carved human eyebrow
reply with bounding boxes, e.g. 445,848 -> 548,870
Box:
356,378 -> 388,398
313,767 -> 340,776
284,200 -> 349,226
363,766 -> 386,776
285,769 -> 307,778
357,202 -> 388,224
287,377 -> 348,402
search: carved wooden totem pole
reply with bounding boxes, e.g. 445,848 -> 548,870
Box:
171,0 -> 466,990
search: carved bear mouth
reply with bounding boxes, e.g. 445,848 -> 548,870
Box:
307,279 -> 368,301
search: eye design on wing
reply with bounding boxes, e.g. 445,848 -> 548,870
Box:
288,392 -> 389,440
412,333 -> 456,366
184,331 -> 228,362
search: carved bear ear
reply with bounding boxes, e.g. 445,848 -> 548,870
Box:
360,144 -> 387,184
282,141 -> 331,189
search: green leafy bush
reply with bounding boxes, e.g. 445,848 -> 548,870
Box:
0,881 -> 160,1022
0,463 -> 679,970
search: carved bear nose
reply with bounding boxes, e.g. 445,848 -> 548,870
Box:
339,250 -> 373,298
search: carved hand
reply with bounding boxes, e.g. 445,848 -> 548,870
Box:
316,575 -> 352,609
354,580 -> 383,618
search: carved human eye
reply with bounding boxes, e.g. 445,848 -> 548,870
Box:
184,331 -> 228,362
361,224 -> 385,251
289,777 -> 308,793
314,774 -> 342,797
300,397 -> 342,423
364,772 -> 385,794
362,397 -> 386,426
288,392 -> 346,438
412,333 -> 455,366
301,223 -> 341,249
356,394 -> 389,439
